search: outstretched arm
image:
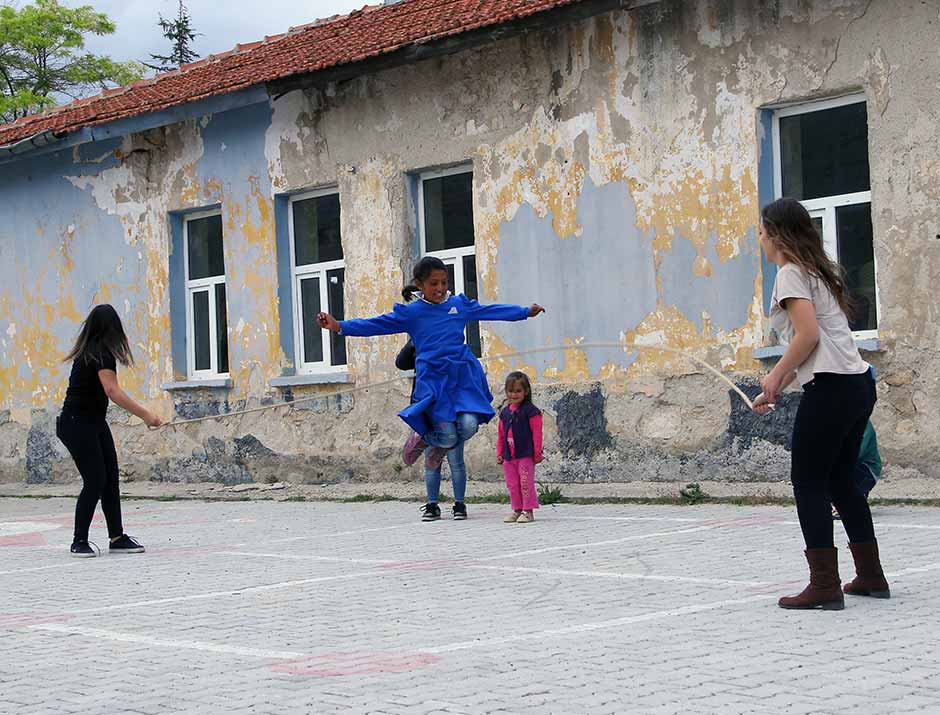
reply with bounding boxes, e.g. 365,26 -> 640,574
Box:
98,370 -> 162,427
460,297 -> 545,322
318,309 -> 407,337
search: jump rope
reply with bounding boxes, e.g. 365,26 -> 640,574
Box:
150,341 -> 755,430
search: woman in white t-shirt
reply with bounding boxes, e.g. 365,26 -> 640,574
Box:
754,198 -> 889,610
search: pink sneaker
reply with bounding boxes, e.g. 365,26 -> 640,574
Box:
424,446 -> 448,471
402,432 -> 427,466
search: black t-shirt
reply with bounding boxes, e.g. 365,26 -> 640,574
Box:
62,351 -> 117,418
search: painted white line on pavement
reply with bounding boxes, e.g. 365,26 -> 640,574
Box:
467,564 -> 772,587
422,594 -> 776,654
551,515 -> 703,523
473,523 -> 725,562
28,623 -> 305,660
218,550 -> 396,565
782,520 -> 940,530
64,569 -> 390,615
885,563 -> 940,578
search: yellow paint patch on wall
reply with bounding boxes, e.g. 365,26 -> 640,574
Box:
692,255 -> 713,277
479,330 -> 538,385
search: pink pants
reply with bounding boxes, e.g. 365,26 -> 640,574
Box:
502,457 -> 539,511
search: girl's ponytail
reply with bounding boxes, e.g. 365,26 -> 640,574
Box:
402,284 -> 419,302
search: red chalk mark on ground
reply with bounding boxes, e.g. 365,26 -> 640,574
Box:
270,651 -> 440,677
0,532 -> 48,547
0,613 -> 72,630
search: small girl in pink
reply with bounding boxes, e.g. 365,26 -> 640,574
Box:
496,371 -> 543,524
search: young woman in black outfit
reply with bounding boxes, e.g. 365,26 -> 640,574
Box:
57,304 -> 163,557
754,199 -> 889,609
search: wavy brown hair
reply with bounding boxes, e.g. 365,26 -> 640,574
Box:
64,304 -> 134,367
761,198 -> 854,318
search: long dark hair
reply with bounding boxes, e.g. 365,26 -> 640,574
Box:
401,284 -> 419,302
64,304 -> 134,367
761,198 -> 854,318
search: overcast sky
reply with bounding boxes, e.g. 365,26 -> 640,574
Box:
68,0 -> 367,72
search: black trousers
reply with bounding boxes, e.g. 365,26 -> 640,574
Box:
56,413 -> 124,543
790,371 -> 878,549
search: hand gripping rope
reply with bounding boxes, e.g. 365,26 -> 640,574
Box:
150,342 -> 753,430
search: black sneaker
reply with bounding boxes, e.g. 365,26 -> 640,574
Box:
70,540 -> 99,558
421,503 -> 441,522
452,502 -> 468,520
109,534 -> 145,554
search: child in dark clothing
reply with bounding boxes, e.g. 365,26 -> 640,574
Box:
58,304 -> 162,557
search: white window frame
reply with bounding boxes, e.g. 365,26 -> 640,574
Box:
772,94 -> 879,339
417,164 -> 476,296
288,187 -> 346,375
184,209 -> 229,380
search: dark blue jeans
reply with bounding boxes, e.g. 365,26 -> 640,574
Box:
424,413 -> 479,504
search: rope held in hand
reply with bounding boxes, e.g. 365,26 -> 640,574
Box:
151,341 -> 753,430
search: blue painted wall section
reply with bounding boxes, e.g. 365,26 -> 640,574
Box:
757,108 -> 777,313
0,139 -> 145,402
487,178 -> 658,374
274,193 -> 296,375
659,228 -> 759,333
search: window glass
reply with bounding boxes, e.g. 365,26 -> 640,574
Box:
423,172 -> 474,251
215,283 -> 229,373
836,203 -> 877,332
193,290 -> 211,371
780,102 -> 870,200
327,268 -> 347,366
187,214 -> 225,279
300,277 -> 323,364
463,254 -> 482,357
293,194 -> 343,266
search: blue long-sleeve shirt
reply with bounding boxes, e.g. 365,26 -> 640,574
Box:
340,294 -> 530,433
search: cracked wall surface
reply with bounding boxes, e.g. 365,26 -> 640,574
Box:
1,0 -> 938,485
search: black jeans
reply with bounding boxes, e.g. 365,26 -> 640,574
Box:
56,413 -> 124,543
790,371 -> 877,549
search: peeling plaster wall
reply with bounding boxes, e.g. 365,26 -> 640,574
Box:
1,0 -> 938,485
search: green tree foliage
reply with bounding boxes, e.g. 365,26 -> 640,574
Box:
145,0 -> 200,73
0,0 -> 143,124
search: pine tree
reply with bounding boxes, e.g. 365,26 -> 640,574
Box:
145,0 -> 200,73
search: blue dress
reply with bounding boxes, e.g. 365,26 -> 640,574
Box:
340,294 -> 530,435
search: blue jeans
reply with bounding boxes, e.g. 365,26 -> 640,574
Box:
425,413 -> 479,504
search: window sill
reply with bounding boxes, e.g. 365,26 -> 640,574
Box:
754,338 -> 882,361
162,378 -> 233,391
270,371 -> 353,388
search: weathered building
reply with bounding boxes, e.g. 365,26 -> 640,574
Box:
1,0 -> 937,488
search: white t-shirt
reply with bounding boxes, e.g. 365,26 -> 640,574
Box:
770,262 -> 869,387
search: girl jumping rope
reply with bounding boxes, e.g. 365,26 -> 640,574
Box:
318,256 -> 545,522
754,198 -> 889,609
57,304 -> 163,557
496,371 -> 543,523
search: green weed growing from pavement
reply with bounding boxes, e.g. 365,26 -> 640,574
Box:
679,482 -> 708,505
537,481 -> 566,505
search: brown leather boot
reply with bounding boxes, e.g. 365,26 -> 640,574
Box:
778,547 -> 845,610
843,540 -> 890,598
